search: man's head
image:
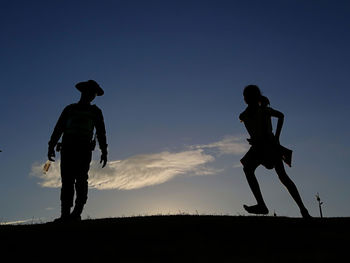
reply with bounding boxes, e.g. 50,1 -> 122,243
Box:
75,80 -> 104,104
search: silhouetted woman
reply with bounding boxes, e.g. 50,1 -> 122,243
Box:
239,85 -> 310,218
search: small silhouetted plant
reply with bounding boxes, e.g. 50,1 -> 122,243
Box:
316,192 -> 324,218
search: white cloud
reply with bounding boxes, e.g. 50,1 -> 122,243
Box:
0,219 -> 37,225
31,135 -> 247,190
233,163 -> 243,168
192,135 -> 248,155
31,161 -> 61,188
31,149 -> 215,190
90,149 -> 216,190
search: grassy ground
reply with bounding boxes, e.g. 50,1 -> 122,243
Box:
0,215 -> 348,262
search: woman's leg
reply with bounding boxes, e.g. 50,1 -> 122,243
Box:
275,160 -> 310,218
243,163 -> 268,214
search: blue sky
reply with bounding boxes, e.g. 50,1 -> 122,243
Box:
1,0 -> 350,223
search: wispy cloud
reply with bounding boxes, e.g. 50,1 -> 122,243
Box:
0,219 -> 38,225
90,149 -> 216,190
32,149 -> 216,190
192,135 -> 248,155
31,135 -> 247,190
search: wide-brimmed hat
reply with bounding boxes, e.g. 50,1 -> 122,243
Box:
75,80 -> 104,96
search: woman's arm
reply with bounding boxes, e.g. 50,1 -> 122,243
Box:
270,108 -> 284,142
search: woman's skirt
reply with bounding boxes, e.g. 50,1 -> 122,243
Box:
240,140 -> 292,170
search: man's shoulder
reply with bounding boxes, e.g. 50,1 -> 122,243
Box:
63,103 -> 103,118
91,104 -> 101,110
90,104 -> 103,114
65,103 -> 100,110
62,103 -> 77,111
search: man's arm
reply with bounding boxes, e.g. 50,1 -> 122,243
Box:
95,107 -> 108,167
47,107 -> 69,160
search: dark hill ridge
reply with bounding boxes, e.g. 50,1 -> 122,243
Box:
0,215 -> 348,262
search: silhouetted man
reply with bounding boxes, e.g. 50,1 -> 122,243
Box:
48,80 -> 108,222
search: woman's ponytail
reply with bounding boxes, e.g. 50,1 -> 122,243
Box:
260,95 -> 270,107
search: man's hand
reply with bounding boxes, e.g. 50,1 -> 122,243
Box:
100,153 -> 107,168
48,147 -> 55,161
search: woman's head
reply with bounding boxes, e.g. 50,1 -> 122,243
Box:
243,85 -> 262,105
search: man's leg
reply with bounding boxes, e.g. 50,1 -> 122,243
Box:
55,152 -> 75,222
71,150 -> 91,220
71,177 -> 88,220
60,176 -> 74,218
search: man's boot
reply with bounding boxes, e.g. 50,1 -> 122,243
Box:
70,204 -> 84,221
53,205 -> 71,223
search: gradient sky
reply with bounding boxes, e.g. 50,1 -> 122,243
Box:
1,0 -> 350,223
